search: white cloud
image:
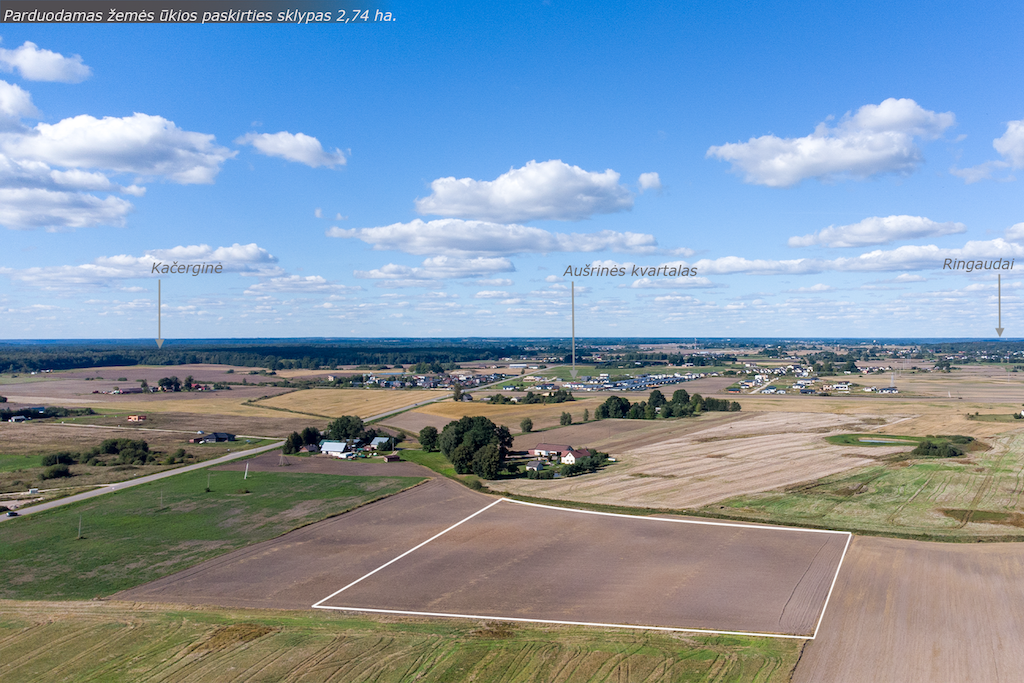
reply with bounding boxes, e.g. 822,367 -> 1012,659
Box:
0,41 -> 91,83
314,207 -> 322,218
1006,223 -> 1024,241
5,113 -> 236,184
638,171 -> 662,191
788,215 -> 966,248
0,79 -> 38,124
544,275 -> 561,282
414,159 -> 634,222
684,238 -> 1024,275
707,98 -> 955,187
0,187 -> 133,231
328,219 -> 659,256
1,242 -> 280,288
475,290 -> 509,298
355,255 -> 515,282
790,284 -> 834,293
244,275 -> 357,294
236,131 -> 345,168
477,278 -> 513,286
993,119 -> 1024,168
950,119 -> 1024,183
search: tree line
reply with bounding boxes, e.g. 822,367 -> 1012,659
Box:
594,389 -> 739,420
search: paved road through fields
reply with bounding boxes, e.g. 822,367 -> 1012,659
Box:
0,440 -> 283,522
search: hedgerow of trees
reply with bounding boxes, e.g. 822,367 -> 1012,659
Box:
594,389 -> 740,420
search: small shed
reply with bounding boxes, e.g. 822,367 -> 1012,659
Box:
383,454 -> 401,462
128,415 -> 147,422
526,460 -> 543,472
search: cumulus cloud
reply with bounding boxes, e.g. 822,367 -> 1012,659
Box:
4,113 -> 236,184
0,41 -> 91,82
0,187 -> 133,231
328,219 -> 659,256
1006,223 -> 1024,241
707,98 -> 955,187
0,79 -> 38,125
993,119 -> 1024,168
0,242 -> 281,288
236,131 -> 346,168
475,290 -> 509,298
788,215 -> 967,248
355,255 -> 515,282
638,171 -> 662,191
414,159 -> 634,222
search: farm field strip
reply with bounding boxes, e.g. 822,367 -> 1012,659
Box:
256,388 -> 439,418
315,497 -> 851,639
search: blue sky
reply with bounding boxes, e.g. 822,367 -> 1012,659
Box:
2,0 -> 1024,339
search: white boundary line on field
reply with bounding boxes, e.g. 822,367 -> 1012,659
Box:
312,497 -> 852,640
505,497 -> 852,535
811,530 -> 852,639
311,498 -> 503,608
312,605 -> 810,639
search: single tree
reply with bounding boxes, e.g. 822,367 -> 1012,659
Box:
419,426 -> 439,451
520,417 -> 533,433
582,408 -> 589,422
560,411 -> 572,426
452,384 -> 463,402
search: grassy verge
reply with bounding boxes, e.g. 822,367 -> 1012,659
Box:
0,470 -> 424,600
399,449 -> 487,489
0,600 -> 802,683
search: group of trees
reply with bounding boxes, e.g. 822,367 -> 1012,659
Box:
437,416 -> 513,479
0,406 -> 94,421
283,426 -> 323,454
911,435 -> 973,458
595,389 -> 740,420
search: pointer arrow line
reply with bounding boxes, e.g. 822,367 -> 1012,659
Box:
996,274 -> 1004,338
156,279 -> 164,349
571,281 -> 577,378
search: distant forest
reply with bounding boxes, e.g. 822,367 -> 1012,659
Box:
0,340 -> 527,372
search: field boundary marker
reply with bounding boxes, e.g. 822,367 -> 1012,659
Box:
811,530 -> 853,639
312,604 -> 810,639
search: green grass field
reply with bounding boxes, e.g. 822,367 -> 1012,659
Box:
0,601 -> 802,682
699,433 -> 1024,540
824,433 -> 923,447
0,470 -> 424,600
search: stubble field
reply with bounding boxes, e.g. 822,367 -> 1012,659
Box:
0,600 -> 802,683
255,388 -> 441,418
488,412 -> 912,509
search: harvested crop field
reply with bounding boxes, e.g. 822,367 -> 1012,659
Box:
214,452 -> 436,479
793,535 -> 1024,683
0,600 -> 802,683
256,388 -> 436,418
489,412 -> 913,509
317,498 -> 849,637
414,397 -> 606,432
378,410 -> 454,435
